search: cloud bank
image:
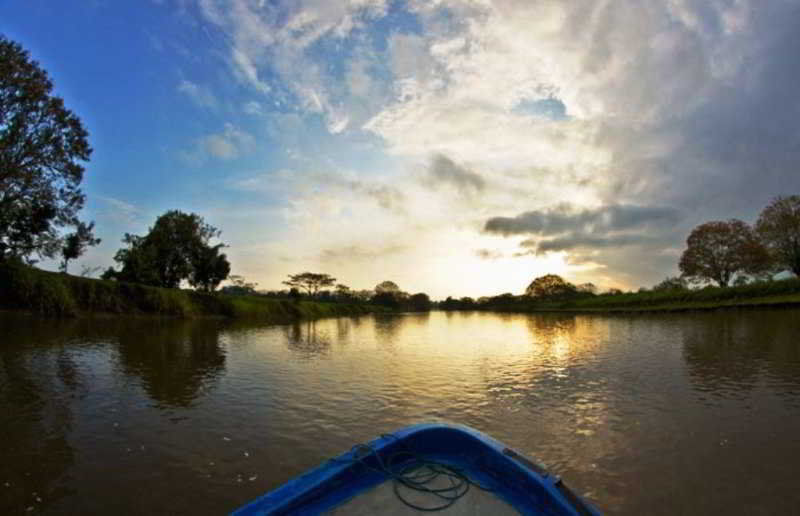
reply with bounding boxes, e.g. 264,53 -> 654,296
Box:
153,0 -> 800,295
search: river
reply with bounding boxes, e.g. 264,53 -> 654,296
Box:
1,309 -> 799,514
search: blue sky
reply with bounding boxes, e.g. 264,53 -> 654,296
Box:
3,0 -> 800,297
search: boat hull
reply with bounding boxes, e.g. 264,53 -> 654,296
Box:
231,423 -> 601,515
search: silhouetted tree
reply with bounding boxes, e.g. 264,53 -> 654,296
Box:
525,274 -> 578,298
375,280 -> 400,294
106,210 -> 230,289
0,36 -> 98,262
190,244 -> 230,292
334,283 -> 353,301
372,291 -> 400,308
283,272 -> 336,296
59,221 -> 100,273
679,219 -> 772,287
756,195 -> 800,276
408,292 -> 432,311
221,274 -> 258,295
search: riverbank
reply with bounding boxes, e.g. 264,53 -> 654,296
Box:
0,262 -> 375,321
480,278 -> 800,314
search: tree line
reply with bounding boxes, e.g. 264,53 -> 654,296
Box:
220,274 -> 433,311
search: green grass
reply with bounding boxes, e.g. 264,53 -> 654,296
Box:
0,261 -> 375,321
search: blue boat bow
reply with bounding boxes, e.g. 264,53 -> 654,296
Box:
232,423 -> 601,515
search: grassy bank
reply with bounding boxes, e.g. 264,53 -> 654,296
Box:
0,261 -> 375,321
488,278 -> 800,314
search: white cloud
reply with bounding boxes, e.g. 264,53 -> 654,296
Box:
176,0 -> 800,292
181,123 -> 256,163
242,100 -> 263,115
177,79 -> 218,109
95,196 -> 143,225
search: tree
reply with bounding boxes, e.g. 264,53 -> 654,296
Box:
59,221 -> 100,273
0,36 -> 98,261
651,276 -> 687,291
577,282 -> 598,295
525,274 -> 577,298
371,291 -> 400,308
408,292 -> 432,311
79,264 -> 103,278
222,274 -> 258,295
190,244 -> 230,292
375,280 -> 400,294
283,272 -> 336,296
756,195 -> 800,276
334,283 -> 352,301
106,210 -> 230,290
679,219 -> 772,287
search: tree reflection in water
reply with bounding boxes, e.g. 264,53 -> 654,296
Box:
284,320 -> 334,358
681,310 -> 800,400
0,317 -> 81,514
114,319 -> 226,407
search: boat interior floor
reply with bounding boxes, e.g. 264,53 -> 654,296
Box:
327,475 -> 520,515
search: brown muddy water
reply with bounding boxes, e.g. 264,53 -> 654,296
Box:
1,310 -> 799,515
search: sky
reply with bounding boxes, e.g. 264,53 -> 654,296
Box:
2,0 -> 800,299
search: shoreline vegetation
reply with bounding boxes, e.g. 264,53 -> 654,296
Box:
438,276 -> 800,314
3,261 -> 800,320
0,262 -> 375,322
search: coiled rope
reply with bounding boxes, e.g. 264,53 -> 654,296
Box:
331,434 -> 494,512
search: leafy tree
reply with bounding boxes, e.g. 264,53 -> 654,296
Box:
60,221 -> 100,273
283,272 -> 336,296
652,276 -> 688,291
334,283 -> 352,301
679,219 -> 772,287
755,195 -> 800,276
375,280 -> 400,294
525,274 -> 577,298
191,244 -> 231,292
577,282 -> 598,295
371,291 -> 400,308
408,292 -> 432,311
222,274 -> 258,295
106,210 -> 230,290
0,36 -> 98,261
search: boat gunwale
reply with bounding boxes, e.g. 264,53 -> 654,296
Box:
231,422 -> 600,516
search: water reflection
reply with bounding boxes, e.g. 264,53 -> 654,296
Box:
2,310 -> 800,515
681,310 -> 800,399
114,320 -> 227,407
284,320 -> 334,358
0,317 -> 79,513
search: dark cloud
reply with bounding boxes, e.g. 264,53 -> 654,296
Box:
309,172 -> 407,213
486,203 -> 684,286
594,3 -> 800,225
353,183 -> 405,212
425,153 -> 485,194
522,234 -> 666,253
484,203 -> 681,237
